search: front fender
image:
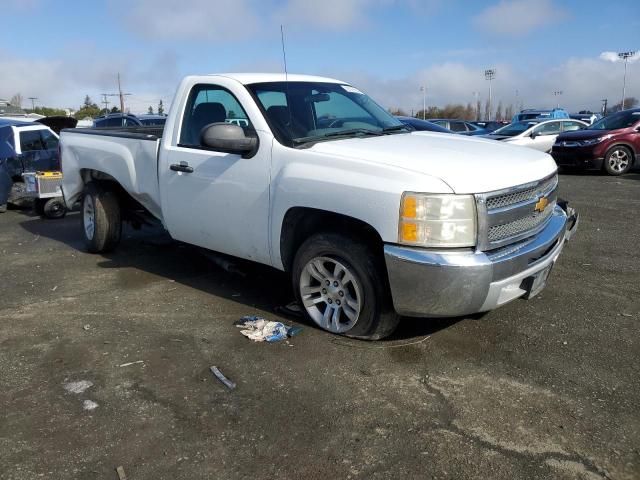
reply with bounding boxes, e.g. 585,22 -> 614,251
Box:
269,145 -> 452,269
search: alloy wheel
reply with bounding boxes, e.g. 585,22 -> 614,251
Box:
609,149 -> 629,173
299,256 -> 362,333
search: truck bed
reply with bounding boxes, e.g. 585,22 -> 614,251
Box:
60,127 -> 164,220
65,126 -> 164,140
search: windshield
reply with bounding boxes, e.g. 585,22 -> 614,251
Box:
492,121 -> 537,137
588,110 -> 640,131
247,81 -> 408,146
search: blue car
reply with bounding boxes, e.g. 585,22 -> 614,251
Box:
512,108 -> 570,123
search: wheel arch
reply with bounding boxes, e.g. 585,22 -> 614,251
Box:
79,169 -> 155,225
605,142 -> 636,159
279,207 -> 385,273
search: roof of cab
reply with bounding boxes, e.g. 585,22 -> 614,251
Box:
205,73 -> 346,85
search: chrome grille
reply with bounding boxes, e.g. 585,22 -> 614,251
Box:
476,173 -> 559,251
487,203 -> 555,242
486,175 -> 557,210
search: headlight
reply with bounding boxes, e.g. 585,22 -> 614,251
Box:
398,193 -> 476,247
579,136 -> 606,146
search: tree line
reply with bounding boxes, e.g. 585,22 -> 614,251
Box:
390,100 -> 516,122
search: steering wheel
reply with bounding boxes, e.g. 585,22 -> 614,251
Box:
328,119 -> 344,128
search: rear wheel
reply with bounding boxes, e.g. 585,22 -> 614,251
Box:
81,183 -> 121,253
603,146 -> 633,175
292,233 -> 399,340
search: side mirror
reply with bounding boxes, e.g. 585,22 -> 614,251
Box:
530,131 -> 539,139
200,123 -> 258,158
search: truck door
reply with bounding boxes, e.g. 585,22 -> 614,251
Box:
159,82 -> 271,265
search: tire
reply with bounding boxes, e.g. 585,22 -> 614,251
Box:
603,146 -> 633,176
81,183 -> 121,253
43,197 -> 66,219
292,233 -> 400,340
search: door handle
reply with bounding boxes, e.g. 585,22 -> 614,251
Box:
170,162 -> 193,173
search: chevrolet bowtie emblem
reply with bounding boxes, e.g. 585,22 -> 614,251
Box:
534,196 -> 549,213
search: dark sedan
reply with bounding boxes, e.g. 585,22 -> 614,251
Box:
552,108 -> 640,175
395,116 -> 453,133
427,119 -> 487,136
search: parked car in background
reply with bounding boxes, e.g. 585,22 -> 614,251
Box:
512,108 -> 570,123
570,112 -> 602,125
470,121 -> 509,133
427,119 -> 486,135
137,114 -> 167,126
484,118 -> 587,152
93,113 -> 143,128
395,116 -> 453,133
60,72 -> 578,339
552,108 -> 640,175
0,118 -> 60,212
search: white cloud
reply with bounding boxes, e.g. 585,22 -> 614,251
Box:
0,49 -> 179,113
115,0 -> 261,41
333,53 -> 639,114
116,0 -> 440,41
275,0 -> 381,30
600,51 -> 639,63
473,0 -> 568,36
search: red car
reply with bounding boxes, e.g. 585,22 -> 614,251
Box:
552,108 -> 640,175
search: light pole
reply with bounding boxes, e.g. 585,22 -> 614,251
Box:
553,90 -> 563,109
618,51 -> 636,110
420,85 -> 426,120
472,91 -> 480,121
484,69 -> 496,120
28,97 -> 38,112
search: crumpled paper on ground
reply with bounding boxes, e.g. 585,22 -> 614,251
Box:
234,316 -> 302,342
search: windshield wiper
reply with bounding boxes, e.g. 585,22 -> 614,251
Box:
381,125 -> 410,133
292,128 -> 383,146
322,128 -> 384,138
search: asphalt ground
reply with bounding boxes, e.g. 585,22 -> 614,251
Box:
1,172 -> 639,480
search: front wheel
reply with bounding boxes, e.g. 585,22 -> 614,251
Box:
292,233 -> 399,340
603,146 -> 633,175
81,183 -> 121,253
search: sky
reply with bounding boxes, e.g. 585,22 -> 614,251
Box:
1,0 -> 638,115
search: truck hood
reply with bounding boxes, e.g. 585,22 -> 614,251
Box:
308,132 -> 557,194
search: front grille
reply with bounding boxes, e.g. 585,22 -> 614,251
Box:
476,173 -> 558,251
486,175 -> 557,210
487,204 -> 555,242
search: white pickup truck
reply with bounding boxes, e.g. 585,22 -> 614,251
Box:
61,73 -> 578,340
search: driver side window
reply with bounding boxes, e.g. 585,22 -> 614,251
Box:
179,84 -> 251,147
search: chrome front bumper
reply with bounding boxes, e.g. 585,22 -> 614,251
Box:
384,205 -> 578,318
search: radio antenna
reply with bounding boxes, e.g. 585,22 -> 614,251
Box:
280,25 -> 292,128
